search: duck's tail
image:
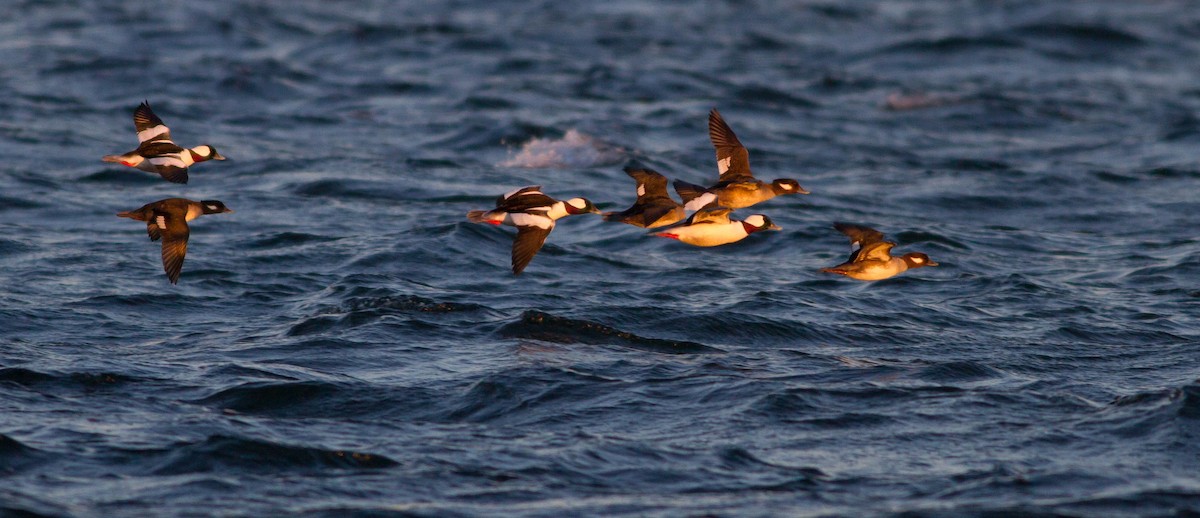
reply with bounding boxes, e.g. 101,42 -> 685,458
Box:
467,210 -> 504,225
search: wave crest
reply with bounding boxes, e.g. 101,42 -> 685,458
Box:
499,130 -> 624,168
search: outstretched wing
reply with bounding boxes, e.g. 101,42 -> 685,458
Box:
709,109 -> 753,182
624,167 -> 673,200
136,138 -> 190,184
854,241 -> 896,262
153,210 -> 191,284
496,186 -> 557,213
133,101 -> 173,145
833,223 -> 893,262
511,225 -> 553,275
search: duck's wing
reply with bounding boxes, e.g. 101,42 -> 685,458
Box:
133,101 -> 173,145
151,210 -> 190,284
833,223 -> 893,262
688,207 -> 734,225
511,223 -> 554,275
496,186 -> 558,213
853,241 -> 895,263
624,167 -> 673,200
709,109 -> 754,182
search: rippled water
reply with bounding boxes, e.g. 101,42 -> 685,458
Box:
2,1 -> 1199,516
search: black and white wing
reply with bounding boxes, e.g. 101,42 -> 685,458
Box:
709,109 -> 754,182
133,101 -> 173,145
496,186 -> 558,213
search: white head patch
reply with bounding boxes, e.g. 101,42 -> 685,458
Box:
717,157 -> 731,174
567,198 -> 588,210
912,256 -> 924,264
744,215 -> 766,228
206,204 -> 219,211
637,184 -> 645,197
193,145 -> 211,156
781,184 -> 794,190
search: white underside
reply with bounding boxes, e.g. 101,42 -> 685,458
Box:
669,222 -> 749,247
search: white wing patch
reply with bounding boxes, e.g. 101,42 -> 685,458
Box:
510,212 -> 554,229
717,156 -> 731,174
637,184 -> 646,197
137,125 -> 170,143
156,216 -> 167,230
502,186 -> 542,200
683,192 -> 718,212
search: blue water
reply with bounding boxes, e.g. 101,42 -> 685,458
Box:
2,1 -> 1199,516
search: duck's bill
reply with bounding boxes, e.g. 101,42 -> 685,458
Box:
768,224 -> 782,231
213,153 -> 227,160
927,261 -> 939,266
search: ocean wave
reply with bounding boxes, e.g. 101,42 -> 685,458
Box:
498,130 -> 625,168
146,434 -> 397,475
497,310 -> 719,353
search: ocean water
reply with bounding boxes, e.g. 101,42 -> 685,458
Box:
1,0 -> 1199,516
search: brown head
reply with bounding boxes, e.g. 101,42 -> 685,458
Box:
902,253 -> 937,269
200,200 -> 234,215
771,178 -> 809,195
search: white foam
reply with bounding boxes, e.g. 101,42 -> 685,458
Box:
499,129 -> 624,169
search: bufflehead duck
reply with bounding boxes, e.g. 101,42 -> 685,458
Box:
102,101 -> 226,184
467,186 -> 600,275
673,108 -> 809,211
652,207 -> 780,247
820,223 -> 937,281
602,166 -> 686,229
116,198 -> 234,284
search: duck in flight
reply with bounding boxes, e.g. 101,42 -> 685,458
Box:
602,166 -> 686,229
102,101 -> 225,184
116,198 -> 234,284
467,186 -> 600,275
652,207 -> 780,247
673,109 -> 808,211
820,223 -> 937,281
